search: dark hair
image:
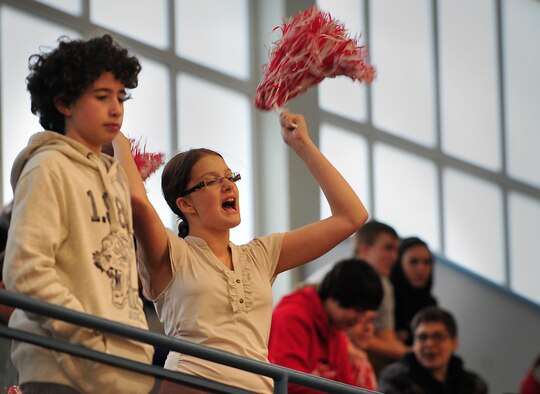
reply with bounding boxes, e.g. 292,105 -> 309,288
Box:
398,237 -> 430,262
391,237 -> 437,345
318,258 -> 383,311
411,306 -> 457,338
26,34 -> 141,133
355,220 -> 398,248
392,236 -> 434,291
161,148 -> 223,238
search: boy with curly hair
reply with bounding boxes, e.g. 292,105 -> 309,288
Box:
2,34 -> 154,393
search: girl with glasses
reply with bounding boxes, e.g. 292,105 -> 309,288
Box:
113,110 -> 368,393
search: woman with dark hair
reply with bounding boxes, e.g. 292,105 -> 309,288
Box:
390,237 -> 437,345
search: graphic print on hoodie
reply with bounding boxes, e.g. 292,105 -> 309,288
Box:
3,131 -> 153,392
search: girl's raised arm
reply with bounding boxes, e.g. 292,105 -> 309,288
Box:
275,111 -> 369,275
113,133 -> 171,295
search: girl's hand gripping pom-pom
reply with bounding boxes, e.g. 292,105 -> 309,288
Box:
254,5 -> 376,111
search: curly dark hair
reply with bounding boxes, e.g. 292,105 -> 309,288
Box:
26,34 -> 141,133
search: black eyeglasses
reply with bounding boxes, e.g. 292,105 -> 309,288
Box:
179,172 -> 241,197
415,332 -> 450,344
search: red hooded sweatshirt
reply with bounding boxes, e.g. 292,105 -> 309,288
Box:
268,286 -> 356,394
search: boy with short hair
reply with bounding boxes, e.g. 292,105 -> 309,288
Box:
378,306 -> 488,394
354,220 -> 410,373
3,34 -> 153,393
269,258 -> 383,393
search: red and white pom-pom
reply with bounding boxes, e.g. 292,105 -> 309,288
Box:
129,138 -> 165,182
7,386 -> 23,394
254,6 -> 375,111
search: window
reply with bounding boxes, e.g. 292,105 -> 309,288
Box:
509,192 -> 540,305
320,124 -> 369,219
317,0 -> 368,122
439,0 -> 500,171
122,55 -> 172,228
370,0 -> 436,146
34,0 -> 82,15
91,0 -> 168,49
443,168 -> 505,284
176,0 -> 249,80
0,5 -> 79,203
374,143 -> 440,250
503,0 -> 540,188
177,73 -> 253,244
1,0 -> 539,307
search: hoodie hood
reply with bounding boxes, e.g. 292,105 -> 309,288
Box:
11,131 -> 127,232
11,131 -> 117,189
277,285 -> 331,336
269,285 -> 356,387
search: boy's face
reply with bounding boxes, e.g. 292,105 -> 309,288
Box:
59,72 -> 127,154
324,298 -> 363,331
413,321 -> 458,376
357,233 -> 399,277
345,310 -> 376,350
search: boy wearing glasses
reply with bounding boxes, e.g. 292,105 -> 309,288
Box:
378,306 -> 488,393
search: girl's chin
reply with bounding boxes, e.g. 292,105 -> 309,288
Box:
228,217 -> 241,228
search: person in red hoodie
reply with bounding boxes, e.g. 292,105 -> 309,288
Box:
269,258 -> 383,393
521,355 -> 540,394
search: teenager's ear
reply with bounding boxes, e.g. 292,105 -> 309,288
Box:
451,337 -> 459,353
176,197 -> 197,215
54,96 -> 71,117
356,243 -> 368,258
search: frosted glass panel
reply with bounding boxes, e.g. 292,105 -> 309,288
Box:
90,0 -> 168,49
373,143 -> 440,251
34,0 -> 82,15
317,0 -> 363,31
503,0 -> 540,187
176,0 -> 249,79
443,168 -> 504,283
439,0 -> 500,171
318,77 -> 368,122
121,56 -> 172,230
317,0 -> 368,121
177,74 -> 252,243
508,192 -> 540,305
1,6 -> 79,205
319,124 -> 369,219
370,0 -> 436,146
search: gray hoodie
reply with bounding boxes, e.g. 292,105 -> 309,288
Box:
3,131 -> 153,393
